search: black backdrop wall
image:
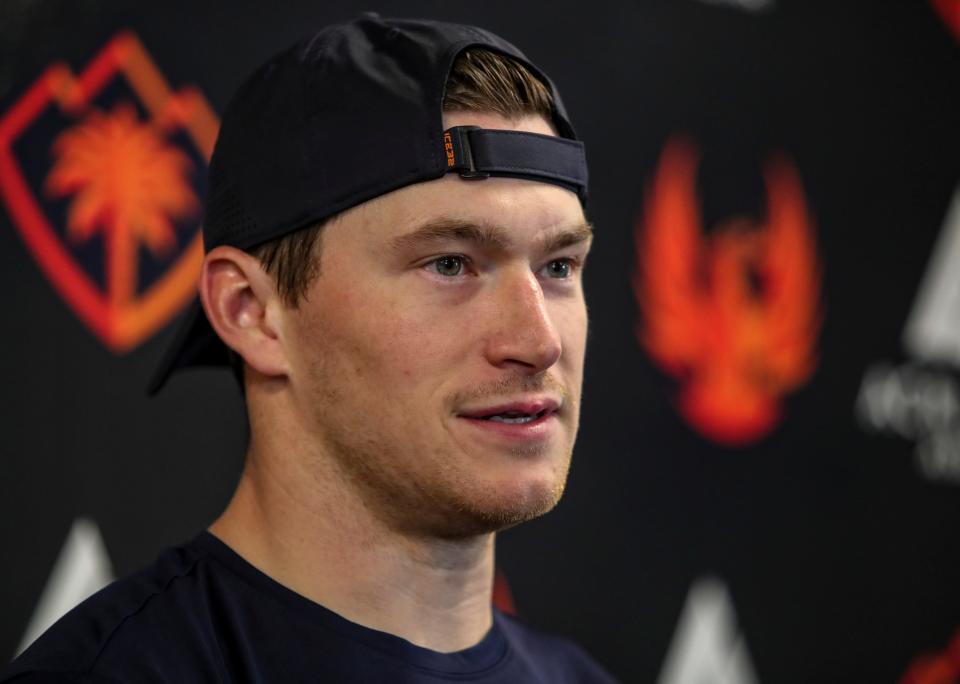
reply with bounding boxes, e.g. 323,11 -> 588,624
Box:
2,1 -> 959,682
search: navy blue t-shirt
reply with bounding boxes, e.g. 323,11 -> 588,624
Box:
2,532 -> 617,683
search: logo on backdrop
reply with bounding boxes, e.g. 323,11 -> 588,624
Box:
0,32 -> 218,352
657,577 -> 759,684
856,187 -> 960,483
17,518 -> 114,656
899,628 -> 960,684
634,137 -> 823,446
931,0 -> 960,41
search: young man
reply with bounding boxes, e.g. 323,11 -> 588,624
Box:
2,14 -> 615,683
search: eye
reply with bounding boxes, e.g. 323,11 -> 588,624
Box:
427,255 -> 466,277
542,258 -> 576,279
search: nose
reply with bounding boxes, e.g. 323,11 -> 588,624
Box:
483,268 -> 562,373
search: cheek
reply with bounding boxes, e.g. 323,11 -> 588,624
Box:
556,300 -> 589,364
312,282 -> 470,387
372,302 -> 477,383
364,312 -> 425,382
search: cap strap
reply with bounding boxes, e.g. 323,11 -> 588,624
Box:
443,126 -> 588,203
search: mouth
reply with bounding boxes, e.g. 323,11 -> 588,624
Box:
466,408 -> 553,424
456,398 -> 561,441
458,397 -> 560,421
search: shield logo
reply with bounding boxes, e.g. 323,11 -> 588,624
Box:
0,31 -> 218,353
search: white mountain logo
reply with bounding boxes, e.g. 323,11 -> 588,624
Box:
857,185 -> 960,483
657,577 -> 759,684
904,187 -> 960,366
17,518 -> 114,656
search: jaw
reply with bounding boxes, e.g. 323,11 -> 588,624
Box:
445,412 -> 574,508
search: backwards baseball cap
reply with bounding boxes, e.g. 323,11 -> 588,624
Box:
148,12 -> 588,394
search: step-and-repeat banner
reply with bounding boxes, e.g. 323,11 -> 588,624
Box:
2,1 -> 958,682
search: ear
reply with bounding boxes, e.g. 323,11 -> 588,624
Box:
199,246 -> 289,378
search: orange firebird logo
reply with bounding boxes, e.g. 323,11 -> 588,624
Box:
634,138 -> 823,446
0,32 -> 218,352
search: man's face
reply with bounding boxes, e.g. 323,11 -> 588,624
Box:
281,111 -> 592,538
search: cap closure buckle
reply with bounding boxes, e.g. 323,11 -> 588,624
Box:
443,126 -> 490,180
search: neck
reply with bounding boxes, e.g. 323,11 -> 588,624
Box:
209,400 -> 496,653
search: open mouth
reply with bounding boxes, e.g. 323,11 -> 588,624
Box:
456,400 -> 560,442
474,409 -> 551,425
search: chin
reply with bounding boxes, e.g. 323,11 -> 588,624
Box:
439,469 -> 568,537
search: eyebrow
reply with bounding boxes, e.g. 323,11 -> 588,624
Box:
389,217 -> 594,255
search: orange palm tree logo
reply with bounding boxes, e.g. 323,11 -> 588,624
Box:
0,32 -> 217,352
45,102 -> 199,306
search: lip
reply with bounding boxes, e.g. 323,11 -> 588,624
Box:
456,397 -> 561,443
458,397 -> 561,419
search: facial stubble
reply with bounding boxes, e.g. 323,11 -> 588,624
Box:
308,368 -> 578,540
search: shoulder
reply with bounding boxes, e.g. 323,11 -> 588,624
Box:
0,537 -> 216,684
496,611 -> 620,683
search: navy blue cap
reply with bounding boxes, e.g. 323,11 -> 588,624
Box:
149,13 -> 588,394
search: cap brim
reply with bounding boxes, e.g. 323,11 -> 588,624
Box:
147,299 -> 231,395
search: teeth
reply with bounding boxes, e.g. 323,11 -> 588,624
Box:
489,414 -> 536,424
486,410 -> 550,424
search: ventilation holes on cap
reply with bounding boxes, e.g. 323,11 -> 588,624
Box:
206,162 -> 259,248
